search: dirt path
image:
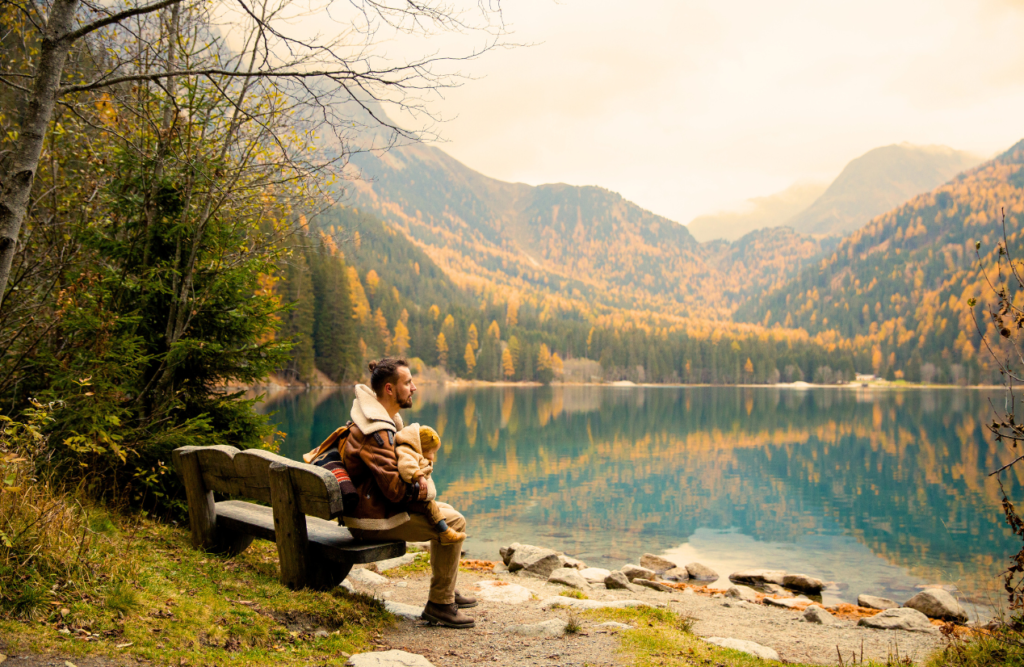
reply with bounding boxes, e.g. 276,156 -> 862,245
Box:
359,563 -> 946,666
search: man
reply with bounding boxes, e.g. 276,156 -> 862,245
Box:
342,357 -> 477,628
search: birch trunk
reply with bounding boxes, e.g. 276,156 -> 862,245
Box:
0,0 -> 80,309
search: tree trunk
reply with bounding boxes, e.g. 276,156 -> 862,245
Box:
0,0 -> 80,309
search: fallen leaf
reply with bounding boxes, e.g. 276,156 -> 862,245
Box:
115,642 -> 133,649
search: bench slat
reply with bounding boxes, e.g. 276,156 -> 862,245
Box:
216,500 -> 405,565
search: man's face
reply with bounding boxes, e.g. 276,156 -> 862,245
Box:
391,366 -> 416,410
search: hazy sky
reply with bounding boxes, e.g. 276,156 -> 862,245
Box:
369,0 -> 1024,224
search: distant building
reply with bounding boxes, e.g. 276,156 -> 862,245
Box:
855,373 -> 876,382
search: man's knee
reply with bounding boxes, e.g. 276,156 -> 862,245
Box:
444,509 -> 466,532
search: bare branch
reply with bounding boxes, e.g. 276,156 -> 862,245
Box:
63,0 -> 184,44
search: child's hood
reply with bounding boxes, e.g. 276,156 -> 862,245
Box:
394,423 -> 424,456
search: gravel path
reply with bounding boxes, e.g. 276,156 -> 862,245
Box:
358,561 -> 947,666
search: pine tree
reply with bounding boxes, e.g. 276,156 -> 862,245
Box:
468,323 -> 479,351
393,320 -> 410,357
508,336 -> 522,374
465,343 -> 477,377
436,332 -> 449,368
373,308 -> 392,355
537,343 -> 554,383
502,347 -> 515,378
487,320 -> 500,340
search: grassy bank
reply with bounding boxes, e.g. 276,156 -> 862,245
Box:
0,492 -> 391,666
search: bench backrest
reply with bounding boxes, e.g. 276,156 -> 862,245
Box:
172,445 -> 344,519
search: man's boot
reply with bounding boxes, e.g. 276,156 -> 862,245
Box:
454,590 -> 478,609
420,601 -> 475,628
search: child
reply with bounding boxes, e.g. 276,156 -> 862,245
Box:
394,423 -> 465,544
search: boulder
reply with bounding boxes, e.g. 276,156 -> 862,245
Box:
506,618 -> 568,638
347,650 -> 434,667
605,571 -> 633,590
558,555 -> 587,570
783,573 -> 824,595
508,545 -> 561,577
639,553 -> 677,573
725,585 -> 758,603
348,568 -> 389,587
539,596 -> 649,611
373,553 -> 416,572
501,542 -> 522,566
763,597 -> 807,609
729,569 -> 786,586
858,608 -> 936,633
635,579 -> 674,593
761,583 -> 791,596
685,562 -> 719,581
473,580 -> 533,604
383,601 -> 423,621
857,594 -> 898,610
548,568 -> 590,590
704,637 -> 780,661
579,567 -> 612,584
803,606 -> 835,624
903,589 -> 968,623
621,564 -> 656,581
663,567 -> 690,582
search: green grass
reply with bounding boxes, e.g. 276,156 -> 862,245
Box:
581,606 -> 921,667
382,552 -> 431,577
0,514 -> 394,667
559,589 -> 588,599
925,628 -> 1024,667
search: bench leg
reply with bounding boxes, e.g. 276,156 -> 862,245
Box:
269,462 -> 309,590
307,559 -> 352,591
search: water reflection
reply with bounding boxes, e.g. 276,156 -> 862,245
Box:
258,385 -> 1019,615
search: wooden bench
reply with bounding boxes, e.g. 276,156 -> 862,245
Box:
172,445 -> 405,590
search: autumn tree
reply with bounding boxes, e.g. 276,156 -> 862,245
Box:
468,323 -> 479,351
464,343 -> 477,377
435,332 -> 449,368
393,320 -> 410,357
502,347 -> 515,379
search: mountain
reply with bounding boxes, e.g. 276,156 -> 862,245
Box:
687,182 -> 827,242
345,143 -> 826,322
738,138 -> 1024,383
787,144 -> 983,237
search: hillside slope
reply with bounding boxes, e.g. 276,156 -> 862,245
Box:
738,138 -> 1024,383
347,143 -> 826,321
788,144 -> 982,237
687,182 -> 827,242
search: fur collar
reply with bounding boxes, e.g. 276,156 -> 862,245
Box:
351,384 -> 405,435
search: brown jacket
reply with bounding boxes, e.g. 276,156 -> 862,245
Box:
340,385 -> 427,531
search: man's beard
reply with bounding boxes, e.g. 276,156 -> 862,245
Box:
398,395 -> 413,410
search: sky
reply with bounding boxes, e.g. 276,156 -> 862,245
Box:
358,0 -> 1024,224
229,0 -> 1024,224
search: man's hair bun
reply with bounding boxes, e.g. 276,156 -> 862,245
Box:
368,360 -> 378,372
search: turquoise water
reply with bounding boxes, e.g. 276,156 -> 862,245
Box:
257,385 -> 1019,617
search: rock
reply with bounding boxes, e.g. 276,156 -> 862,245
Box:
783,573 -> 824,594
492,562 -> 509,574
579,567 -> 611,584
314,628 -> 330,638
346,650 -> 434,667
507,618 -> 568,638
374,553 -> 416,572
621,564 -> 656,581
349,568 -> 389,586
499,545 -> 511,564
605,571 -> 633,590
663,567 -> 690,582
595,621 -> 632,630
685,562 -> 718,581
858,608 -> 937,633
474,580 -> 533,604
903,589 -> 968,623
761,583 -> 791,596
384,601 -> 423,620
726,585 -> 759,603
635,579 -> 673,593
804,606 -> 835,624
339,579 -> 357,593
858,594 -> 899,610
558,555 -> 587,570
764,596 -> 807,609
548,568 -> 590,589
729,569 -> 787,586
722,600 -> 758,610
682,588 -> 695,596
640,553 -> 677,573
539,596 -> 649,611
508,545 -> 561,577
704,637 -> 780,661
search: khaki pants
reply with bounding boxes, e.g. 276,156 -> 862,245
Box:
350,501 -> 466,604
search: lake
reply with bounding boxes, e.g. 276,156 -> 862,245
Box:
257,384 -> 1019,619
